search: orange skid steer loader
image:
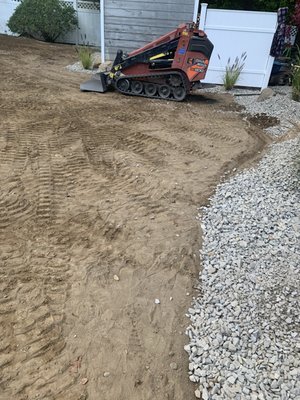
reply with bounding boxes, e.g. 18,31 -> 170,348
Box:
80,22 -> 214,102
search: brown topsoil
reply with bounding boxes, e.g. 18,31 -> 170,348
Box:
0,35 -> 270,400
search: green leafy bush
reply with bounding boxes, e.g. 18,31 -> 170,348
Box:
8,0 -> 78,42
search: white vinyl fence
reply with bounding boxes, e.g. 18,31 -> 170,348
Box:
199,4 -> 277,89
0,0 -> 17,35
0,0 -> 101,46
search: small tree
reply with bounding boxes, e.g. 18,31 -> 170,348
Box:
8,0 -> 78,43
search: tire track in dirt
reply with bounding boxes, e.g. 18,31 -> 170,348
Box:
0,117 -> 86,399
67,112 -> 171,218
197,126 -> 243,146
0,123 -> 32,231
119,129 -> 219,162
0,179 -> 33,230
0,124 -> 28,177
0,234 -> 85,400
35,140 -> 54,222
183,106 -> 245,146
70,111 -> 219,219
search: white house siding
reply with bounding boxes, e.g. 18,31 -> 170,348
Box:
104,0 -> 195,59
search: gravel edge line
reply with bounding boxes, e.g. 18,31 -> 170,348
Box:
186,85 -> 300,400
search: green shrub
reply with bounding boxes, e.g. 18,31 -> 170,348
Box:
292,67 -> 300,101
292,46 -> 300,102
76,46 -> 93,69
8,0 -> 78,43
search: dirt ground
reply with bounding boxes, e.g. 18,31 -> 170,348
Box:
0,36 -> 269,400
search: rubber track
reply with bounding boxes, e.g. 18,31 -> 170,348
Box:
115,71 -> 189,102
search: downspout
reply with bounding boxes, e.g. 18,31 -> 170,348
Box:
100,0 -> 105,63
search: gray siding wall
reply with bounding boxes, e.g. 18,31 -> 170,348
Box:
104,0 -> 195,59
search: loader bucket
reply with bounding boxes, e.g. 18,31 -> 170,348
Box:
80,72 -> 108,93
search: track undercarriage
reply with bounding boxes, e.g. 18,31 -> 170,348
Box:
115,71 -> 188,101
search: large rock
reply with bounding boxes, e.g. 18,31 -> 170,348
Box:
98,60 -> 113,72
91,52 -> 101,68
257,88 -> 276,102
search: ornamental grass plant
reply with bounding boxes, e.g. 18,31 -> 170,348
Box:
218,52 -> 247,90
76,46 -> 93,70
292,46 -> 300,102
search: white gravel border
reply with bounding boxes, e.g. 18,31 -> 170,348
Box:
186,83 -> 300,400
186,137 -> 300,400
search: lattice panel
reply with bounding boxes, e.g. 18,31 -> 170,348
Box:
63,1 -> 74,7
78,1 -> 99,11
12,0 -> 99,10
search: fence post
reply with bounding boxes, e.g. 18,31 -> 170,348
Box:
73,0 -> 79,45
100,0 -> 105,62
193,0 -> 200,23
199,3 -> 208,30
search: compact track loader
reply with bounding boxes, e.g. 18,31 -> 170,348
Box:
80,23 -> 214,101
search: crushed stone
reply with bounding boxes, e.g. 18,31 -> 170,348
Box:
186,137 -> 300,399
